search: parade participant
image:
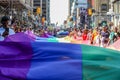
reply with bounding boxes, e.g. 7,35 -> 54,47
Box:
75,29 -> 82,40
88,29 -> 93,44
0,16 -> 15,41
92,27 -> 98,44
77,29 -> 82,37
14,27 -> 22,33
69,31 -> 75,39
73,28 -> 78,39
114,27 -> 120,41
109,22 -> 114,30
95,30 -> 101,46
82,29 -> 88,41
101,26 -> 110,47
108,29 -> 115,45
69,28 -> 77,39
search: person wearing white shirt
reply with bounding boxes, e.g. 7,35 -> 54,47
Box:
0,16 -> 15,41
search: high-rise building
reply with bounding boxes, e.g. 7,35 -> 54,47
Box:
92,0 -> 110,26
25,0 -> 33,9
33,0 -> 50,23
42,0 -> 50,23
68,0 -> 74,16
93,0 -> 109,13
112,0 -> 120,26
33,0 -> 41,13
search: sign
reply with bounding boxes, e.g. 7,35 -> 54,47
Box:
76,0 -> 88,8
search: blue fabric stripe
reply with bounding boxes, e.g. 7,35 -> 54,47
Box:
27,42 -> 82,80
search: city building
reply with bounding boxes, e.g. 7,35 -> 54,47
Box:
70,0 -> 88,28
42,0 -> 50,24
0,0 -> 33,21
33,0 -> 42,14
112,0 -> 120,26
33,0 -> 50,24
25,0 -> 33,11
68,0 -> 74,16
92,0 -> 110,26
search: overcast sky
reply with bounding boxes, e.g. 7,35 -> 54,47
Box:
50,0 -> 68,26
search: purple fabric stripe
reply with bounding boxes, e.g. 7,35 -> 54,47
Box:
4,32 -> 35,42
25,30 -> 36,39
0,42 -> 32,80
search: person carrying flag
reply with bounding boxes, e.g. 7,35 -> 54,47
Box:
0,16 -> 15,41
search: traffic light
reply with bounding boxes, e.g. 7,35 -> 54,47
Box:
88,8 -> 92,16
36,7 -> 41,14
27,10 -> 31,16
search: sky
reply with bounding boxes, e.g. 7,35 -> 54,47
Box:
50,0 -> 68,26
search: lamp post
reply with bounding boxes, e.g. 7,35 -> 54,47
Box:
40,0 -> 42,17
9,0 -> 13,19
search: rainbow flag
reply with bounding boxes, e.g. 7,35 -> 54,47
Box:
108,39 -> 120,51
0,33 -> 120,80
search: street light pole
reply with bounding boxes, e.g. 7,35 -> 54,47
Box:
40,0 -> 42,17
9,0 -> 13,19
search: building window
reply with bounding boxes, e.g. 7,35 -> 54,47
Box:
101,4 -> 108,12
34,4 -> 40,6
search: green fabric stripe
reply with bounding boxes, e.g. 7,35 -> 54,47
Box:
81,45 -> 120,80
47,38 -> 58,42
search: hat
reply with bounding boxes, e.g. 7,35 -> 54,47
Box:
1,16 -> 10,24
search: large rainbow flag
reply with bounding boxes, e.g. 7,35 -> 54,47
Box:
108,39 -> 120,51
0,33 -> 120,80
